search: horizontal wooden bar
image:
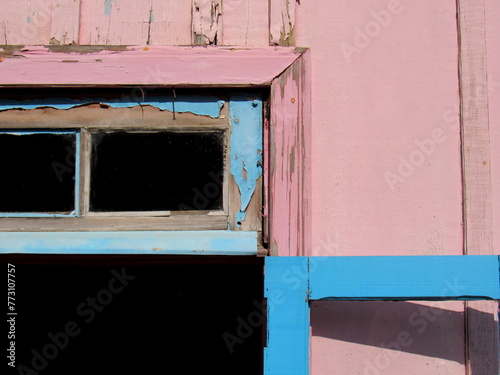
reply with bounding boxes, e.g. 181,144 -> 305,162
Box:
0,215 -> 229,232
0,46 -> 302,87
0,230 -> 258,255
308,256 -> 500,300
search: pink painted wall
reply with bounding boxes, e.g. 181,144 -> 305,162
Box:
1,0 -> 498,374
296,0 -> 462,258
295,0 -> 466,373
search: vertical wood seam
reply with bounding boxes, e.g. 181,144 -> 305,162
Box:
457,0 -> 497,374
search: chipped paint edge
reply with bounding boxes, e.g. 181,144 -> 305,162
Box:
229,93 -> 263,226
0,96 -> 226,119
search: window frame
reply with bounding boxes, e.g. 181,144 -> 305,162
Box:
0,91 -> 264,234
0,129 -> 81,218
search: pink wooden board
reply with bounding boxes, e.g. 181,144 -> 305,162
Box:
0,46 -> 300,86
296,0 -> 462,257
223,0 -> 269,46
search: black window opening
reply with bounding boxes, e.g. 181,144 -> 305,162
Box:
0,131 -> 77,215
3,255 -> 264,375
90,131 -> 225,212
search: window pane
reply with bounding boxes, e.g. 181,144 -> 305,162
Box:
90,131 -> 224,212
0,132 -> 76,213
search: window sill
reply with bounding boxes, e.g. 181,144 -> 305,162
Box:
0,230 -> 258,255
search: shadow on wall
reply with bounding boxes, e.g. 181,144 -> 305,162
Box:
311,300 -> 497,371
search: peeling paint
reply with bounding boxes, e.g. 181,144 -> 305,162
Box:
229,94 -> 263,225
0,96 -> 226,118
270,0 -> 296,46
104,0 -> 118,16
192,0 -> 222,45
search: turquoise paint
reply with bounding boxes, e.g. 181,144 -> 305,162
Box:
229,94 -> 263,226
104,0 -> 117,16
309,255 -> 500,300
0,96 -> 225,118
0,130 -> 80,217
0,230 -> 257,255
264,257 -> 310,375
264,255 -> 500,375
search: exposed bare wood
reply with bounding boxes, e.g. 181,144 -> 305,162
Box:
228,174 -> 262,231
0,215 -> 228,232
0,105 -> 228,129
457,0 -> 498,374
268,51 -> 310,256
270,0 -> 296,46
79,128 -> 90,215
85,211 -> 172,217
192,0 -> 222,45
50,0 -> 81,45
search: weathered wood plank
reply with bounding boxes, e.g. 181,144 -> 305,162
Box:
79,0 -> 151,44
269,50 -> 310,256
457,0 -> 499,374
0,105 -> 228,129
0,46 -> 299,86
222,0 -> 269,46
0,0 -> 52,45
192,0 -> 222,45
0,215 -> 228,232
149,0 -> 191,45
50,0 -> 81,45
270,0 -> 295,46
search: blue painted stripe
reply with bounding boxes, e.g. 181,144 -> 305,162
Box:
264,257 -> 309,375
0,231 -> 258,255
263,255 -> 500,375
0,96 -> 225,118
309,256 -> 500,300
229,94 -> 263,226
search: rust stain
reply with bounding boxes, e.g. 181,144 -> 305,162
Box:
152,247 -> 162,251
291,97 -> 296,103
482,161 -> 487,165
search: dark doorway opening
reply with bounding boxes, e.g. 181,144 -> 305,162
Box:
2,255 -> 264,375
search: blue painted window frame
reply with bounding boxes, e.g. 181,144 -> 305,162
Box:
264,255 -> 500,375
0,92 -> 264,255
0,130 -> 80,218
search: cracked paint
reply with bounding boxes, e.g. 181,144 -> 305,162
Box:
0,96 -> 226,118
229,93 -> 263,226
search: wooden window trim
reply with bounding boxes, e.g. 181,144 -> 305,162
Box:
0,94 -> 266,232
